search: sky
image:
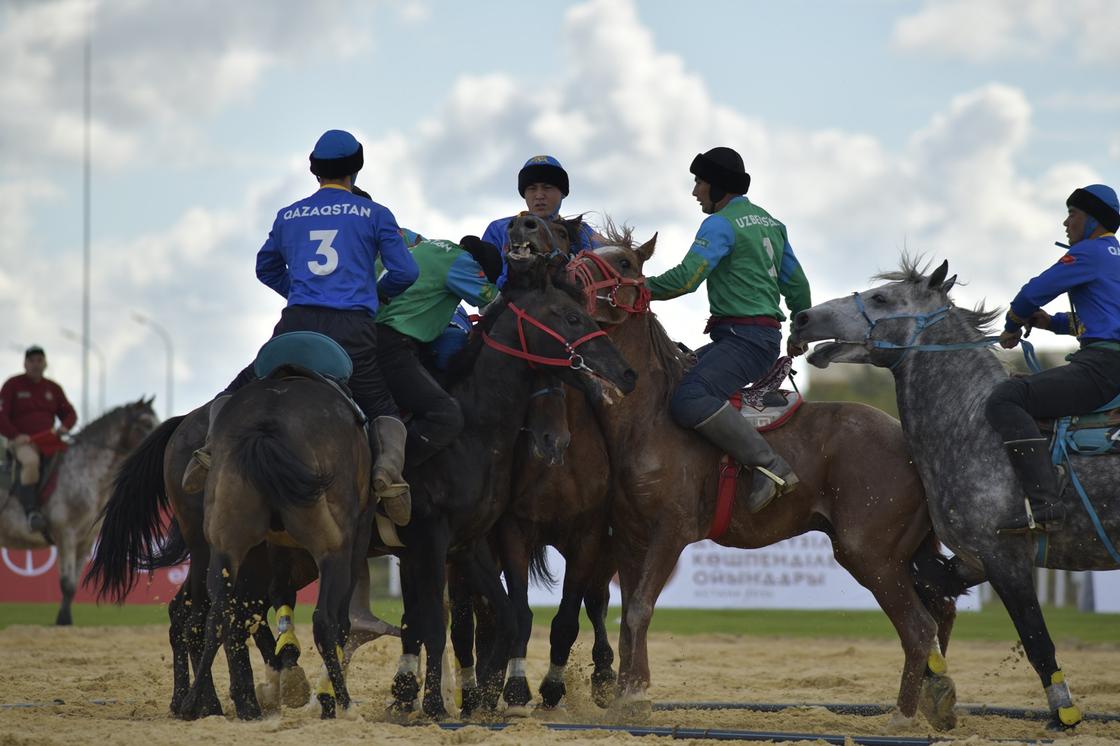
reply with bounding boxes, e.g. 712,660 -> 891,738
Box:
1,0 -> 1118,424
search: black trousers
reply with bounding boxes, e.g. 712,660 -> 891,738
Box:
376,323 -> 464,465
223,305 -> 398,420
986,346 -> 1120,442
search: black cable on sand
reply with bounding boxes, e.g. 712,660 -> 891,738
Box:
654,700 -> 1120,723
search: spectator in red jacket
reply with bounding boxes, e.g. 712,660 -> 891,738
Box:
0,346 -> 77,532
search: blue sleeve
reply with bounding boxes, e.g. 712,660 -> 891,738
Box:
446,253 -> 500,307
482,218 -> 510,251
646,215 -> 735,299
1006,248 -> 1099,331
1049,312 -> 1072,335
255,217 -> 290,298
374,208 -> 420,299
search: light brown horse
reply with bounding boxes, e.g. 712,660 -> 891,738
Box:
559,233 -> 965,730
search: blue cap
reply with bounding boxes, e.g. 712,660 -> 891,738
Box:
1068,184 -> 1120,235
518,155 -> 569,197
309,130 -> 363,178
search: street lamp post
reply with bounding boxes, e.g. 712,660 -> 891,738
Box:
60,328 -> 105,416
132,313 -> 173,419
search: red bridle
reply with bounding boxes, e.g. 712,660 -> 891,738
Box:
566,249 -> 651,315
481,301 -> 607,369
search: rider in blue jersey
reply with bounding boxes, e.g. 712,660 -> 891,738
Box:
183,129 -> 420,526
986,184 -> 1120,533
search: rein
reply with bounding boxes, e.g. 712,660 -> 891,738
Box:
842,291 -> 1042,372
566,249 -> 651,316
481,301 -> 607,370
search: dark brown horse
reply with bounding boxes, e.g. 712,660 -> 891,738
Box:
545,234 -> 966,730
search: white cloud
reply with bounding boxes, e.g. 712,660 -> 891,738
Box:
892,0 -> 1120,63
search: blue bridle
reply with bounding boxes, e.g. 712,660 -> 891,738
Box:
850,291 -> 1042,372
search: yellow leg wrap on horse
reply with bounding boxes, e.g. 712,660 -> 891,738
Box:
1051,670 -> 1065,685
274,606 -> 299,656
927,651 -> 948,676
1058,705 -> 1083,726
316,676 -> 335,699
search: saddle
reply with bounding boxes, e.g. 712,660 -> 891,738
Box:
731,356 -> 803,431
1037,391 -> 1120,456
253,332 -> 366,427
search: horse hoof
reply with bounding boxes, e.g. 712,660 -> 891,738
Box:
235,698 -> 263,721
318,693 -> 336,720
460,685 -> 482,718
421,693 -> 449,721
918,673 -> 958,731
538,678 -> 566,709
591,668 -> 617,708
1048,705 -> 1083,731
280,664 -> 312,708
503,676 -> 532,708
391,672 -> 421,704
886,709 -> 916,731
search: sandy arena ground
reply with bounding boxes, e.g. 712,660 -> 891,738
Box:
1,622 -> 1118,745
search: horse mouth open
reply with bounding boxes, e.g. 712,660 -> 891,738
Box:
507,241 -> 535,261
806,341 -> 847,368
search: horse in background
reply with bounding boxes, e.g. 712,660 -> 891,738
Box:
792,257 -> 1120,729
549,236 -> 964,730
1,397 -> 158,624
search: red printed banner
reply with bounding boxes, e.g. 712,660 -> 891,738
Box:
0,548 -> 318,605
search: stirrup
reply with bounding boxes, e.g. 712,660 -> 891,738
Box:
26,510 -> 46,534
996,499 -> 1063,535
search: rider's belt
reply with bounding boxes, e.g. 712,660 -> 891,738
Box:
1080,340 -> 1120,353
704,315 -> 781,334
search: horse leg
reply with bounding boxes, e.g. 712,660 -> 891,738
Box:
448,561 -> 481,717
182,549 -> 222,718
835,547 -> 947,730
54,535 -> 80,626
390,564 -> 423,715
417,524 -> 452,719
473,591 -> 501,710
987,561 -> 1082,729
267,548 -> 311,709
223,568 -> 264,721
616,533 -> 687,707
311,552 -> 353,719
613,548 -> 640,689
168,582 -> 192,717
180,552 -> 236,720
463,546 -> 519,715
345,558 -> 401,659
496,521 -> 533,711
585,553 -> 618,708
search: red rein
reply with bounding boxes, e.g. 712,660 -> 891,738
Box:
481,302 -> 607,369
566,250 -> 651,315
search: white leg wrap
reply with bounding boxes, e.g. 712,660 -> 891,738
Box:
545,663 -> 566,683
1046,679 -> 1073,711
397,654 -> 420,676
460,665 -> 477,688
506,657 -> 527,679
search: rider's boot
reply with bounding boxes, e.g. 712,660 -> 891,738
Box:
695,403 -> 800,513
16,483 -> 45,533
181,394 -> 231,492
997,438 -> 1065,534
371,416 -> 411,527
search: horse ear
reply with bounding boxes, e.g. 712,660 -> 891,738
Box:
637,233 -> 657,263
927,260 -> 949,291
941,274 -> 957,295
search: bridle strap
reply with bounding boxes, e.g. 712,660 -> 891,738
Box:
567,249 -> 651,315
481,301 -> 607,369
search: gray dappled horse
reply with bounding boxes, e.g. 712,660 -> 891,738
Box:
0,397 -> 158,624
792,257 -> 1120,729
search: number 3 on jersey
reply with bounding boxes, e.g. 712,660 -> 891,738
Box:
308,229 -> 340,276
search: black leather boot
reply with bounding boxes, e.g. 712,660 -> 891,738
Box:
997,438 -> 1065,534
16,483 -> 45,533
695,403 -> 799,513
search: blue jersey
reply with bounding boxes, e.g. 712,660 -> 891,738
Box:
482,214 -> 600,257
256,185 -> 419,316
1007,234 -> 1120,341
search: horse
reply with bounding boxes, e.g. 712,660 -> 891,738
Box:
544,235 -> 966,730
1,397 -> 158,625
387,268 -> 637,719
791,256 -> 1120,729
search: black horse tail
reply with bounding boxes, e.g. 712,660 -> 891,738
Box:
85,414 -> 185,603
230,418 -> 332,511
141,517 -> 191,571
527,542 -> 557,590
911,532 -> 971,611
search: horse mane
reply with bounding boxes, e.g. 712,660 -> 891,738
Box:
645,313 -> 689,405
873,252 -> 1002,335
73,401 -> 137,445
598,216 -> 635,249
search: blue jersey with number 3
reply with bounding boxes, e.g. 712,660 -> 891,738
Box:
256,185 -> 419,315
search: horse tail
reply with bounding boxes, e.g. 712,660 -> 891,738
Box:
85,414 -> 185,603
141,517 -> 190,571
527,542 -> 557,590
229,418 -> 332,511
911,532 -> 970,608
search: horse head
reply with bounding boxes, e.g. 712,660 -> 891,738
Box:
567,225 -> 657,325
792,257 -> 961,369
493,272 -> 638,406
